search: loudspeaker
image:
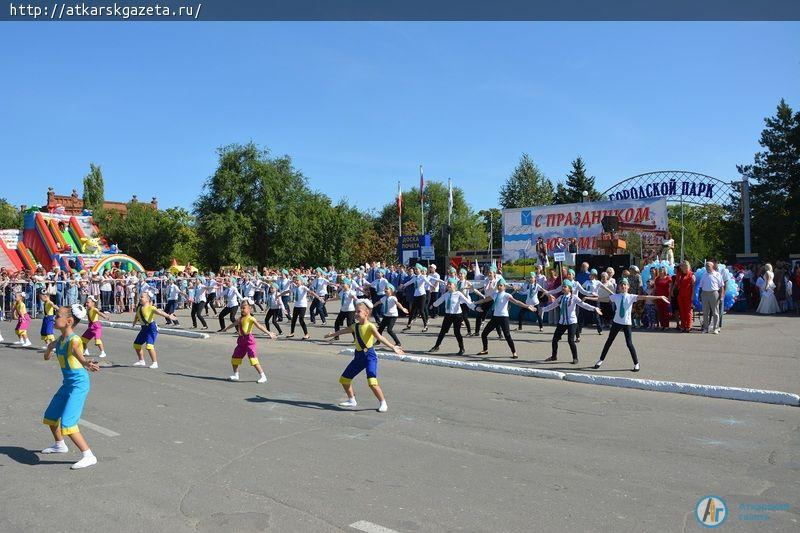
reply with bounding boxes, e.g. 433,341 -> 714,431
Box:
576,253 -> 593,268
601,216 -> 619,233
590,254 -> 610,272
611,254 -> 632,277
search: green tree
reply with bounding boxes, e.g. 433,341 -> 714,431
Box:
478,208 -> 502,252
97,202 -> 181,270
667,204 -> 738,266
739,99 -> 800,259
163,207 -> 201,268
0,198 -> 22,229
553,157 -> 603,204
499,153 -> 554,209
82,163 -> 105,212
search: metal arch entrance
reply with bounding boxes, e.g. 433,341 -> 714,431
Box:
601,170 -> 751,259
602,170 -> 737,206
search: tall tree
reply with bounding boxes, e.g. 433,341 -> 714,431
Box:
478,208 -> 502,252
97,202 -> 181,270
0,198 -> 22,229
739,99 -> 800,259
553,157 -> 602,204
499,154 -> 554,209
82,163 -> 105,212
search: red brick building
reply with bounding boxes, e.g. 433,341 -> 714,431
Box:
44,187 -> 157,216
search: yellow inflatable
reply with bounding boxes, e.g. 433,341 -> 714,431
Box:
80,236 -> 101,254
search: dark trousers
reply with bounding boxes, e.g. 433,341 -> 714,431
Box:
191,302 -> 207,328
265,308 -> 282,334
428,291 -> 440,318
518,306 -> 543,329
577,306 -> 601,337
310,297 -> 327,323
205,293 -> 217,315
378,316 -> 401,345
599,322 -> 638,365
551,323 -> 578,360
279,296 -> 290,321
434,314 -> 464,351
372,294 -> 384,321
476,303 -> 503,338
334,310 -> 356,339
101,290 -> 113,312
291,306 -> 308,335
460,303 -> 473,335
407,295 -> 428,326
598,301 -> 613,329
219,305 -> 238,330
481,316 -> 515,353
165,299 -> 179,325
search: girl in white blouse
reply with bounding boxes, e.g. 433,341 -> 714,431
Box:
473,280 -> 536,359
428,279 -> 477,355
377,284 -> 408,347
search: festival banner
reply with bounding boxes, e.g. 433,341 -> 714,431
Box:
502,197 -> 668,262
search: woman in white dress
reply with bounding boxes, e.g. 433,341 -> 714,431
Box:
756,263 -> 781,315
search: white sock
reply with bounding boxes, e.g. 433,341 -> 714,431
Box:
82,449 -> 94,458
55,440 -> 66,447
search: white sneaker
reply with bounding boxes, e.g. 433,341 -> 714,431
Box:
133,360 -> 147,367
633,363 -> 640,372
149,362 -> 159,369
41,345 -> 49,350
713,329 -> 720,334
42,442 -> 69,454
593,360 -> 603,369
23,339 -> 32,347
229,374 -> 240,381
378,401 -> 388,413
71,455 -> 98,470
338,398 -> 357,408
257,374 -> 267,384
84,350 -> 91,357
98,351 -> 107,358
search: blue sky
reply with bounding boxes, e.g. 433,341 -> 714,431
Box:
0,22 -> 798,215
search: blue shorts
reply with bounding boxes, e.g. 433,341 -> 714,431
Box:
43,377 -> 90,436
41,315 -> 55,337
340,348 -> 379,386
134,322 -> 158,349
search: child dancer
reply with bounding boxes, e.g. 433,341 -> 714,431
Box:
190,279 -> 209,330
332,279 -> 358,341
400,265 -> 432,332
324,299 -> 404,412
429,279 -> 477,355
222,299 -> 276,382
264,283 -> 286,334
594,278 -> 669,372
377,283 -> 408,347
281,276 -> 318,339
13,292 -> 32,346
473,280 -> 535,359
81,295 -> 109,358
456,269 -> 476,336
131,293 -> 177,369
539,280 -> 602,364
40,304 -> 100,469
39,293 -> 57,349
513,272 -> 546,332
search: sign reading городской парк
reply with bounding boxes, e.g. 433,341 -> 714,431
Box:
607,178 -> 714,201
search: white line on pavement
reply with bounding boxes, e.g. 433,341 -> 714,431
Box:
79,419 -> 120,437
349,521 -> 400,533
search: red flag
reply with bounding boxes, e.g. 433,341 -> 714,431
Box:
397,182 -> 403,216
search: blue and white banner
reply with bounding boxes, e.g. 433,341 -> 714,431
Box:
502,198 -> 668,262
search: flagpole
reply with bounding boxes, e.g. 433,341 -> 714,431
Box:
397,181 -> 402,239
419,165 -> 425,235
447,178 -> 452,262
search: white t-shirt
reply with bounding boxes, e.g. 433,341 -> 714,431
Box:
194,284 -> 207,303
292,285 -> 310,308
378,295 -> 400,317
489,291 -> 514,317
609,293 -> 639,326
225,286 -> 242,307
700,270 -> 723,292
433,291 -> 475,315
339,289 -> 358,312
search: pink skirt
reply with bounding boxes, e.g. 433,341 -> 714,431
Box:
232,334 -> 257,358
16,313 -> 31,332
82,321 -> 103,340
